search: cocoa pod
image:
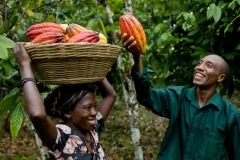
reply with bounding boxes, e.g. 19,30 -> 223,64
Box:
26,22 -> 64,33
98,33 -> 108,44
32,32 -> 65,44
59,24 -> 68,31
26,27 -> 65,41
119,12 -> 146,54
66,23 -> 89,38
68,31 -> 99,43
26,22 -> 65,40
64,34 -> 70,42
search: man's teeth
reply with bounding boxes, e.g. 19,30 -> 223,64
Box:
196,73 -> 204,78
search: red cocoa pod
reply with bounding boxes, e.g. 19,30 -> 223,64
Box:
26,22 -> 65,41
31,32 -> 65,44
68,31 -> 99,43
119,12 -> 146,54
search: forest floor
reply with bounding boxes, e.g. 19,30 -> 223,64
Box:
0,91 -> 239,160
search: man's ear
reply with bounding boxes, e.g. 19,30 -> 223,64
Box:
218,74 -> 226,83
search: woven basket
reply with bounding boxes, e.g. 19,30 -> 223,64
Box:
24,43 -> 122,84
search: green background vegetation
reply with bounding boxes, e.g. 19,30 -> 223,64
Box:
1,0 -> 240,159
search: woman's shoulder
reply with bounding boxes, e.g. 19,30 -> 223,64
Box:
56,124 -> 72,134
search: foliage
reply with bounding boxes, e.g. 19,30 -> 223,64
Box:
1,0 -> 240,158
135,0 -> 240,97
0,87 -> 20,114
10,103 -> 23,139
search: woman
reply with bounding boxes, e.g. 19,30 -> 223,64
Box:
13,42 -> 117,159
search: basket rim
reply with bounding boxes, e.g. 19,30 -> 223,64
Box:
24,42 -> 122,49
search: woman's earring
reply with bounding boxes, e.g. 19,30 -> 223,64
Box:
64,113 -> 71,120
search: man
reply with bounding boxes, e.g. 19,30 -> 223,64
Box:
118,33 -> 240,160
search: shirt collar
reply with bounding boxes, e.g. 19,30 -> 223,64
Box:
185,86 -> 222,110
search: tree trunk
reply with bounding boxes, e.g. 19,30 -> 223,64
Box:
102,0 -> 143,159
24,112 -> 49,160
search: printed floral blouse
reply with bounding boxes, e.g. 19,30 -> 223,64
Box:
44,113 -> 106,160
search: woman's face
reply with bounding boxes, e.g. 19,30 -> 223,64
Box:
68,92 -> 98,132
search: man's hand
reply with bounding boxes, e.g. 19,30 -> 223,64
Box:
115,30 -> 140,57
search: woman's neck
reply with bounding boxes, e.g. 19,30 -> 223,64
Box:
65,121 -> 89,138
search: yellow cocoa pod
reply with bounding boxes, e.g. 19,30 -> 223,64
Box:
98,33 -> 107,44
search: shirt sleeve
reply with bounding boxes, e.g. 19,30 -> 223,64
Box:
131,66 -> 185,118
96,112 -> 104,133
226,113 -> 240,160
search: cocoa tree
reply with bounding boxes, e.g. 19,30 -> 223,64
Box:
101,0 -> 143,159
1,0 -> 240,159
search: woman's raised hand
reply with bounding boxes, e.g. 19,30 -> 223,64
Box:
13,42 -> 31,67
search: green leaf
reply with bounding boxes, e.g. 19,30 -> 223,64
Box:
38,0 -> 43,6
188,28 -> 200,36
200,52 -> 208,59
22,8 -> 35,17
153,23 -> 166,34
2,61 -> 13,76
0,35 -> 15,48
220,3 -> 228,9
237,0 -> 240,5
176,12 -> 184,20
45,15 -> 55,22
47,84 -> 58,90
163,62 -> 169,74
183,12 -> 196,26
228,1 -> 236,8
0,43 -> 8,59
10,103 -> 24,139
161,33 -> 172,41
213,6 -> 221,23
98,18 -> 107,39
207,3 -> 216,20
224,54 -> 234,60
192,51 -> 204,56
0,88 -> 20,115
105,25 -> 119,32
223,52 -> 239,59
236,44 -> 240,50
224,23 -> 233,33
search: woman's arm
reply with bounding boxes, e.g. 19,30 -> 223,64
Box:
97,79 -> 117,121
13,42 -> 57,147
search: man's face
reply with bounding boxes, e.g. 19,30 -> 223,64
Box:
193,55 -> 225,87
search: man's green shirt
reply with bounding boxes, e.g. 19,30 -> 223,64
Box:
131,67 -> 240,160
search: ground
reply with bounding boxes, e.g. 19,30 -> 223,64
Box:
0,91 -> 239,160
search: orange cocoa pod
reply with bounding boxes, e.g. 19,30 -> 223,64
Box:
32,32 -> 65,44
66,23 -> 89,38
119,12 -> 146,54
64,34 -> 70,42
68,31 -> 99,43
26,27 -> 65,41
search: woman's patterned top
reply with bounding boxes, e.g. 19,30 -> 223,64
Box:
44,113 -> 106,160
